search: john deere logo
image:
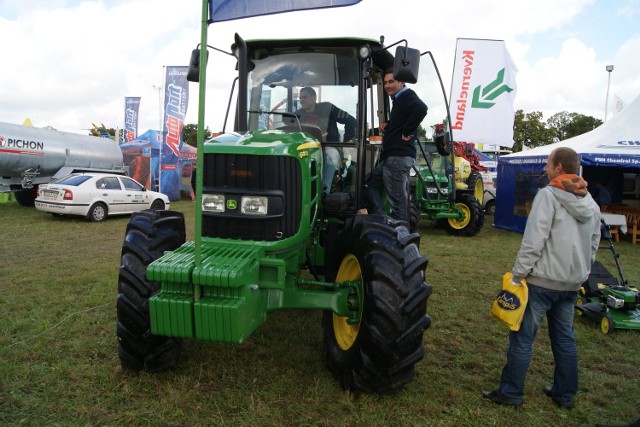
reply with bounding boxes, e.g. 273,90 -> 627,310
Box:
496,291 -> 520,310
226,199 -> 237,210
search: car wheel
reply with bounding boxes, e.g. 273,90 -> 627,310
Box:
150,199 -> 165,210
87,202 -> 107,222
485,199 -> 496,216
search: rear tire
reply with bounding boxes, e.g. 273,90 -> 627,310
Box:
87,202 -> 107,222
466,172 -> 484,204
116,210 -> 186,372
14,188 -> 37,207
443,193 -> 484,237
322,215 -> 432,393
485,199 -> 496,216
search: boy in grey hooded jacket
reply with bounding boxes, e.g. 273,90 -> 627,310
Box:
483,147 -> 601,409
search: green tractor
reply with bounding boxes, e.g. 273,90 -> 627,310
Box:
116,2 -> 452,394
409,128 -> 485,237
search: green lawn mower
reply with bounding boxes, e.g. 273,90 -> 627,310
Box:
575,219 -> 640,334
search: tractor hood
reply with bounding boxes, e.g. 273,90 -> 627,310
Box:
205,129 -> 322,158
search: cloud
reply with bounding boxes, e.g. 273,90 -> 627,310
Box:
0,0 -> 637,134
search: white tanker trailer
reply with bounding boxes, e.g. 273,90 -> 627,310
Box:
0,121 -> 126,206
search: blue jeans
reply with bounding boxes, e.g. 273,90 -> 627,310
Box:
498,284 -> 578,405
365,156 -> 414,221
323,147 -> 341,194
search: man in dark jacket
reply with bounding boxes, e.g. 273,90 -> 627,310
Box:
296,86 -> 356,194
365,69 -> 427,221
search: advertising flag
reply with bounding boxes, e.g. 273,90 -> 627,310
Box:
449,38 -> 518,147
613,94 -> 625,113
161,66 -> 189,201
208,0 -> 362,22
123,97 -> 141,143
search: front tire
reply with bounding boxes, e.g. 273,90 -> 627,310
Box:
322,215 -> 432,393
116,210 -> 186,372
408,201 -> 421,233
443,193 -> 484,237
150,199 -> 165,210
601,315 -> 615,334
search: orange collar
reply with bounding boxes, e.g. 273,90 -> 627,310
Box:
548,174 -> 588,196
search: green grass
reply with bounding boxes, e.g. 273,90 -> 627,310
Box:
1,200 -> 639,426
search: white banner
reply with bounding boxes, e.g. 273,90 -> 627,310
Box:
449,38 -> 518,147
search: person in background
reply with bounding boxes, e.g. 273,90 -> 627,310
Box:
296,86 -> 356,194
593,180 -> 612,207
364,68 -> 427,221
482,147 -> 601,409
190,164 -> 197,201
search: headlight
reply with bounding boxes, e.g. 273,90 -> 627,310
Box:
202,194 -> 225,212
607,295 -> 625,310
241,196 -> 268,215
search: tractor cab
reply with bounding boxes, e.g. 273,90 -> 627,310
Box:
192,34 -> 453,219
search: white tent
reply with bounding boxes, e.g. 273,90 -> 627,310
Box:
505,93 -> 640,164
494,94 -> 640,233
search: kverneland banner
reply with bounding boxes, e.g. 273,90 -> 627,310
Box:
450,38 -> 518,147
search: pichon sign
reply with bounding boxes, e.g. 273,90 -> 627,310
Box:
0,135 -> 45,151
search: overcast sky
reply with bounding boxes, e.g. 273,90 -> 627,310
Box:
1,0 -> 638,135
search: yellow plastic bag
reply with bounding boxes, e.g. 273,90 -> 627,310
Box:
491,273 -> 528,331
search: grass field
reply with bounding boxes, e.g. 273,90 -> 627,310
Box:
1,200 -> 639,426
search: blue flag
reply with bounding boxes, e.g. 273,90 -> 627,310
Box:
209,0 -> 362,23
123,97 -> 141,143
161,66 -> 189,201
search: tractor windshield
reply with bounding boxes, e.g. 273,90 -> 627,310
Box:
246,47 -> 359,140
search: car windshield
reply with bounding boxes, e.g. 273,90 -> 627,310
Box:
53,175 -> 92,186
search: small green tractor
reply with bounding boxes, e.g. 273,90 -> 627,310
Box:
409,132 -> 485,236
115,1 -> 459,393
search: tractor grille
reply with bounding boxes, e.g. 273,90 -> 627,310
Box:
201,153 -> 302,241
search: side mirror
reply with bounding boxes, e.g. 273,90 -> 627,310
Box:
435,132 -> 451,156
187,48 -> 209,82
393,46 -> 420,84
465,144 -> 473,158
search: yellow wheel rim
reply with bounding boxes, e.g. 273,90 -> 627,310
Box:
333,254 -> 363,351
575,298 -> 583,316
448,202 -> 471,230
474,179 -> 484,204
601,316 -> 611,334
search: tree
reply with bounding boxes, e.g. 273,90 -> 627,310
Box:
547,112 -> 602,141
564,113 -> 602,139
182,123 -> 212,147
512,109 -> 556,152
